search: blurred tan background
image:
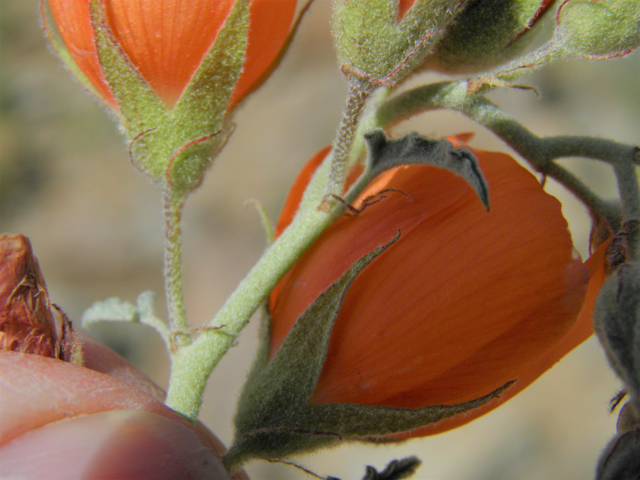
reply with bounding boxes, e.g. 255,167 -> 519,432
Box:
2,1 -> 639,479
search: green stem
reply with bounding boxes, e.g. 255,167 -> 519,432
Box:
162,79 -> 393,418
375,81 -> 637,225
164,80 -> 390,420
162,186 -> 191,348
613,152 -> 640,222
164,142 -> 352,419
325,75 -> 376,198
612,152 -> 640,261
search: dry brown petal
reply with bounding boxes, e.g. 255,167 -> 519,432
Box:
0,234 -> 59,357
0,233 -> 82,363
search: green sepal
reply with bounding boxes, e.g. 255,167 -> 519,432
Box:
362,129 -> 489,210
557,0 -> 640,59
90,0 -> 248,193
227,233 -> 401,468
89,0 -> 164,133
165,0 -> 248,192
423,0 -> 558,75
332,0 -> 463,85
296,380 -> 512,439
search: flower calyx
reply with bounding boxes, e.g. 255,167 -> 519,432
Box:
474,0 -> 640,88
423,0 -> 558,75
226,230 -> 511,469
556,0 -> 640,60
88,0 -> 248,193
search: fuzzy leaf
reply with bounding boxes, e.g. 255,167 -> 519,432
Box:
81,291 -> 169,341
82,297 -> 138,326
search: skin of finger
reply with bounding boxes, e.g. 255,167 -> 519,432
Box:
0,349 -> 249,479
0,409 -> 230,480
0,351 -> 177,445
78,334 -> 167,402
68,333 -> 239,464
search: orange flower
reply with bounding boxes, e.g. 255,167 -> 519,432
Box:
46,0 -> 297,109
269,140 -> 605,436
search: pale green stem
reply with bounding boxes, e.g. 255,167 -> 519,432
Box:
164,80 -> 389,419
345,86 -> 392,170
165,184 -> 340,418
162,187 -> 191,349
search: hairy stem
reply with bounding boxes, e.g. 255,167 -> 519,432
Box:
162,187 -> 191,349
612,151 -> 640,260
325,75 -> 376,198
375,81 -> 637,226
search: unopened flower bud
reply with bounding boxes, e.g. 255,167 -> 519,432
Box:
424,0 -> 557,74
332,0 -> 467,85
557,0 -> 640,59
45,0 -> 297,111
43,0 -> 297,191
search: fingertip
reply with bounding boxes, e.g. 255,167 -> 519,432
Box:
0,410 -> 230,480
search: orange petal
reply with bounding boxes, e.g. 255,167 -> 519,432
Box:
395,239 -> 609,438
269,162 -> 471,359
49,0 -> 296,109
105,0 -> 236,108
47,0 -> 118,108
306,149 -> 589,407
229,0 -> 297,108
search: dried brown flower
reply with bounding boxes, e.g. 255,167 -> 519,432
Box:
0,233 -> 81,363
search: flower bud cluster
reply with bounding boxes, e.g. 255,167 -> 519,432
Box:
333,0 -> 639,86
